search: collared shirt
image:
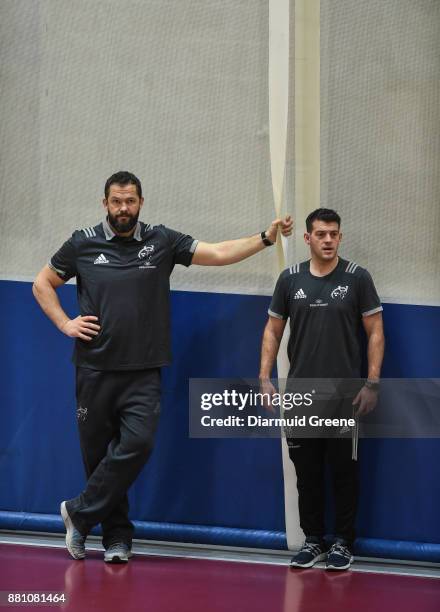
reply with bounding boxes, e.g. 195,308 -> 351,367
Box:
101,216 -> 143,242
269,258 -> 383,378
49,220 -> 198,370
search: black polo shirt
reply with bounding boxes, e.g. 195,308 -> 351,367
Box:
269,258 -> 383,378
49,218 -> 198,370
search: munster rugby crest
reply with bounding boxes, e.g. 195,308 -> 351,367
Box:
331,285 -> 349,300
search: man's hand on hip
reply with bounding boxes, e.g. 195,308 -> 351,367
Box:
61,315 -> 100,341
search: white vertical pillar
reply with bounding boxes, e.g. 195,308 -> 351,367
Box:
269,0 -> 302,549
285,0 -> 320,551
269,0 -> 290,272
295,0 -> 320,258
271,0 -> 320,551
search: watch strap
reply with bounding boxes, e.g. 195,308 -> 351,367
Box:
261,231 -> 274,247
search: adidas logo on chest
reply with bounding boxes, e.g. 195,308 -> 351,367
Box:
94,253 -> 109,264
294,288 -> 307,299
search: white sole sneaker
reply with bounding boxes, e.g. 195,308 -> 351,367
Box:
325,555 -> 354,571
290,552 -> 327,568
104,548 -> 133,563
60,501 -> 86,560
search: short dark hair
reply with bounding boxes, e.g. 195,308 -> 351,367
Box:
104,171 -> 142,199
306,208 -> 341,232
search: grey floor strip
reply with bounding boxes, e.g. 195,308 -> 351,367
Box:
1,530 -> 439,579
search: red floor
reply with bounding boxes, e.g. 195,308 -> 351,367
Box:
0,544 -> 439,612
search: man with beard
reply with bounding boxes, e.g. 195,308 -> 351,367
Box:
32,170 -> 292,563
259,208 -> 384,570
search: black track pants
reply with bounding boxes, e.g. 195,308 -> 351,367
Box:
66,367 -> 161,549
288,437 -> 358,545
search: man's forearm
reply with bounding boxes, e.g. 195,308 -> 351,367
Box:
367,331 -> 385,380
32,280 -> 70,332
259,325 -> 282,379
214,234 -> 267,266
192,216 -> 293,266
193,233 -> 268,266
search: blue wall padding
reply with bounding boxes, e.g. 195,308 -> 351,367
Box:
0,511 -> 287,550
0,281 -> 285,532
1,511 -> 439,562
357,439 -> 440,543
0,280 -> 439,557
355,538 -> 440,564
380,303 -> 440,377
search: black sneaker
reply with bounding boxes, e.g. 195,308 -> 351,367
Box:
325,541 -> 354,570
290,538 -> 327,568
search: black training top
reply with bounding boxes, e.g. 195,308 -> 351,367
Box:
268,258 -> 383,378
49,218 -> 197,370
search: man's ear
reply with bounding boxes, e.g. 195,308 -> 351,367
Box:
304,232 -> 310,245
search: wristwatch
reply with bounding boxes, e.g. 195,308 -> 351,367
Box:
364,379 -> 380,391
261,231 -> 274,247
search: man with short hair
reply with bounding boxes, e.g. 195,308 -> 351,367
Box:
259,208 -> 384,570
33,170 -> 292,563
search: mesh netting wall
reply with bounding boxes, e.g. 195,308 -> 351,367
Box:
0,0 -> 281,294
321,0 -> 440,305
0,1 -> 439,304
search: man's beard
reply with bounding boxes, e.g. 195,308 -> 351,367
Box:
107,210 -> 139,234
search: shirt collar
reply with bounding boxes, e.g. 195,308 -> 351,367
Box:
103,217 -> 142,242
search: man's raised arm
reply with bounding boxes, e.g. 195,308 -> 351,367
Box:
192,216 -> 292,266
